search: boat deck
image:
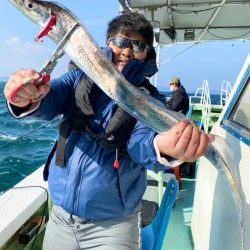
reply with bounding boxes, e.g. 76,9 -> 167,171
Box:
163,177 -> 195,250
188,103 -> 223,132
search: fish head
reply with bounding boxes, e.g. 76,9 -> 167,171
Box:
8,0 -> 52,27
8,0 -> 78,42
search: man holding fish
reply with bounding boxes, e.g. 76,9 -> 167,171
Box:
4,8 -> 214,250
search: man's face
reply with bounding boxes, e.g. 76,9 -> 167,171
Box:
170,83 -> 176,92
107,32 -> 149,72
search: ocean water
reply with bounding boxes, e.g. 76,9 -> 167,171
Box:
0,82 -> 59,192
0,82 -> 221,192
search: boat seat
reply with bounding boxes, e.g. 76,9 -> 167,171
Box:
141,178 -> 178,250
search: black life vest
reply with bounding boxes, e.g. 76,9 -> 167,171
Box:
56,64 -> 162,166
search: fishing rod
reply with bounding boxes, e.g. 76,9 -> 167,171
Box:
0,115 -> 62,149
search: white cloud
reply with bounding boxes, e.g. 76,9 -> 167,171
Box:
4,36 -> 45,55
5,36 -> 21,45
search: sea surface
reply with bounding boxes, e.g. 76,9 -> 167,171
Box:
0,81 -> 221,192
0,82 -> 59,192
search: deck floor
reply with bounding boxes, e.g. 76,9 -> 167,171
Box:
163,178 -> 196,250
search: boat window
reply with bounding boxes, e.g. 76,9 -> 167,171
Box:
228,78 -> 250,130
221,71 -> 250,145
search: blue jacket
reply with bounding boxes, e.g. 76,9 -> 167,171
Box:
29,48 -> 166,219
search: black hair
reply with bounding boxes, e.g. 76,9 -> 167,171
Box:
106,12 -> 154,47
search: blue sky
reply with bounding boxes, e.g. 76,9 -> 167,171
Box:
1,0 -> 250,93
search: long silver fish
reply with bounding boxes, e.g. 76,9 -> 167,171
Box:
8,1 -> 245,248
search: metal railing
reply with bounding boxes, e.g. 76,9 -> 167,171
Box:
189,80 -> 211,131
220,80 -> 232,106
189,80 -> 232,132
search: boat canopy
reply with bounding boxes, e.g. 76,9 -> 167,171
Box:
118,0 -> 250,46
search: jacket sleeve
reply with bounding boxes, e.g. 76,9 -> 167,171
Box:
7,69 -> 81,120
126,120 -> 167,171
34,71 -> 78,120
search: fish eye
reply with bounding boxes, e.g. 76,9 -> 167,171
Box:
25,1 -> 35,9
27,2 -> 33,8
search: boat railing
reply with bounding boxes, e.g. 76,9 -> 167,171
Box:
200,80 -> 212,132
189,80 -> 231,132
189,80 -> 211,105
220,80 -> 232,106
189,80 -> 212,132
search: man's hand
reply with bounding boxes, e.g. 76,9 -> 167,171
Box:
4,69 -> 50,107
155,118 -> 215,162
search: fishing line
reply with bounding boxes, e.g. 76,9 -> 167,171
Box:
206,29 -> 250,40
1,185 -> 49,250
158,38 -> 249,66
159,42 -> 198,66
166,2 -> 227,14
0,115 -> 62,149
0,131 -> 9,137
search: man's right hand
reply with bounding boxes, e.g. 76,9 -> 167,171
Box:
4,69 -> 51,107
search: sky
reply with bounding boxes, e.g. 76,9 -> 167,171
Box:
0,0 -> 250,93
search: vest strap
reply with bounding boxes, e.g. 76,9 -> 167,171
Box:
55,120 -> 72,166
55,62 -> 162,166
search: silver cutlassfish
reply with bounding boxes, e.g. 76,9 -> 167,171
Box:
8,1 -> 245,248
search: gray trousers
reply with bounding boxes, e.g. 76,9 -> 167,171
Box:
42,205 -> 141,250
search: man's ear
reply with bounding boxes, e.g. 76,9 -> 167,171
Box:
106,40 -> 110,47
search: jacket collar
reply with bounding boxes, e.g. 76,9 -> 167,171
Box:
102,47 -> 158,86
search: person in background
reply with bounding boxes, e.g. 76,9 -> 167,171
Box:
4,12 -> 213,250
166,76 -> 189,115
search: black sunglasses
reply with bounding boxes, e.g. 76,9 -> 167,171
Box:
109,36 -> 150,52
